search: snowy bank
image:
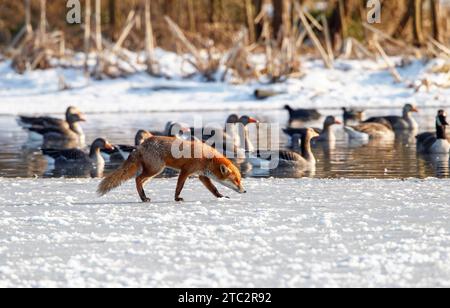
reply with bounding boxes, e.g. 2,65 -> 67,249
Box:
1,178 -> 450,287
0,50 -> 449,115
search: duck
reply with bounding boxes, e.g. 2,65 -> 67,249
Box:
42,138 -> 114,172
416,110 -> 450,154
342,107 -> 365,125
102,130 -> 153,162
284,105 -> 321,123
364,104 -> 419,131
344,122 -> 395,141
283,116 -> 342,143
18,106 -> 86,143
248,128 -> 320,169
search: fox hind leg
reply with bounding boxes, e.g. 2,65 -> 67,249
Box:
136,165 -> 165,203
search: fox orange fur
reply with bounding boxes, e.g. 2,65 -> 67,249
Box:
97,136 -> 246,202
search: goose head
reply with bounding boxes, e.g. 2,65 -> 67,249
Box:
305,128 -> 320,140
135,130 -> 153,146
66,106 -> 86,124
91,138 -> 115,152
403,104 -> 419,115
226,114 -> 240,125
239,115 -> 259,126
324,116 -> 342,130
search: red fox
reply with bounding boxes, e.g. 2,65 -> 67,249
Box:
97,136 -> 246,202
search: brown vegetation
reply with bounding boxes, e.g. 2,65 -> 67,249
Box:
0,0 -> 448,81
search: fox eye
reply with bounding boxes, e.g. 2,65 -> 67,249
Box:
220,164 -> 230,176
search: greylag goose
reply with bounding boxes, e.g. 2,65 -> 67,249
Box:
342,107 -> 365,125
42,138 -> 114,176
191,115 -> 258,156
364,104 -> 419,131
284,105 -> 321,123
102,130 -> 153,162
344,122 -> 395,141
152,121 -> 190,138
248,128 -> 320,169
283,116 -> 341,142
416,110 -> 450,154
18,106 -> 86,142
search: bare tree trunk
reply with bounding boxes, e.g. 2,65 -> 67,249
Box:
39,0 -> 46,45
145,0 -> 156,75
392,0 -> 414,38
338,0 -> 347,40
245,0 -> 256,43
187,0 -> 196,32
272,0 -> 282,38
94,0 -> 103,79
430,0 -> 441,43
95,0 -> 102,52
84,0 -> 92,73
25,0 -> 32,35
281,0 -> 291,38
109,0 -> 117,41
413,0 -> 424,46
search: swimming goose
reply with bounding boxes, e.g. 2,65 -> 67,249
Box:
18,106 -> 86,142
284,105 -> 321,123
364,104 -> 419,131
283,116 -> 341,142
342,107 -> 365,125
249,128 -> 320,169
191,115 -> 258,156
344,122 -> 395,141
416,110 -> 450,154
42,138 -> 114,170
102,130 -> 153,162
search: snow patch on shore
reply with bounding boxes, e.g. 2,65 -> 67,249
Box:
0,50 -> 449,115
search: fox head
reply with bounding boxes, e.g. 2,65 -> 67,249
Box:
207,159 -> 246,194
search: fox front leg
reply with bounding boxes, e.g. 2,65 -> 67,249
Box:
199,176 -> 228,199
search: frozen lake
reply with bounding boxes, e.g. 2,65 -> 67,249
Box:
1,178 -> 450,288
0,107 -> 448,179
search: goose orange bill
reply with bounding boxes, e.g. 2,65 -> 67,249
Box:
105,142 -> 115,151
412,106 -> 419,112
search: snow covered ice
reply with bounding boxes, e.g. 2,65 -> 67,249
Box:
1,178 -> 450,288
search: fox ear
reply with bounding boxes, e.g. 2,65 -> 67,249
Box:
220,164 -> 230,176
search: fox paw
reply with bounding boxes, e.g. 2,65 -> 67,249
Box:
141,198 -> 151,203
175,197 -> 184,202
218,195 -> 230,199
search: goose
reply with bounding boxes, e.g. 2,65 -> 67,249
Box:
416,110 -> 450,154
342,107 -> 364,125
152,121 -> 190,137
42,138 -> 114,171
284,105 -> 321,123
191,115 -> 258,156
102,130 -> 153,162
18,106 -> 86,143
247,128 -> 320,169
283,116 -> 341,142
344,122 -> 395,141
364,104 -> 419,131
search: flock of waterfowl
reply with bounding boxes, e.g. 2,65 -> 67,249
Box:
15,102 -> 450,178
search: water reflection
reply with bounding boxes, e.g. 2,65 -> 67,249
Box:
0,107 -> 449,179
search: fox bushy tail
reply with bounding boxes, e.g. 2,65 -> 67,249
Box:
97,151 -> 141,196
